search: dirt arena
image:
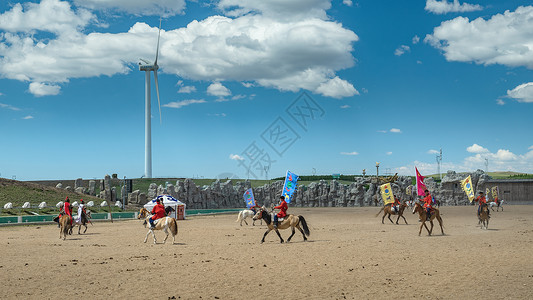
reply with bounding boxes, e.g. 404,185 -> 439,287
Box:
1,205 -> 532,299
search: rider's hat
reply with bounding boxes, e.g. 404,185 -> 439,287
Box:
80,199 -> 84,203
479,191 -> 483,194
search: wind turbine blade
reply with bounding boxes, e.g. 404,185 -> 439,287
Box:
154,18 -> 162,66
154,70 -> 162,124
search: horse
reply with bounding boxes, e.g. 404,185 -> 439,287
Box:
478,204 -> 490,229
412,202 -> 444,236
138,208 -> 178,244
252,207 -> 310,243
489,199 -> 504,212
165,206 -> 175,216
375,201 -> 409,224
235,209 -> 262,226
59,215 -> 72,240
72,210 -> 92,234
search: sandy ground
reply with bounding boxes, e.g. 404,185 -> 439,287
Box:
0,205 -> 532,300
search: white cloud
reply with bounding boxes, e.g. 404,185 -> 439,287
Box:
229,154 -> 244,161
0,2 -> 359,98
377,130 -> 387,133
208,113 -> 227,117
529,145 -> 533,150
425,6 -> 533,69
425,0 -> 482,14
0,0 -> 95,34
390,128 -> 401,133
496,99 -> 505,105
412,35 -> 420,44
315,76 -> 358,98
467,143 -> 489,154
23,115 -> 33,119
28,82 -> 60,96
343,0 -> 353,7
0,102 -> 20,111
241,82 -> 254,88
74,0 -> 186,17
341,151 -> 359,156
232,94 -> 246,100
394,45 -> 410,56
507,82 -> 533,103
163,99 -> 206,109
428,149 -> 440,154
207,82 -> 231,97
386,152 -> 392,155
217,0 -> 332,20
340,104 -> 350,109
177,85 -> 196,94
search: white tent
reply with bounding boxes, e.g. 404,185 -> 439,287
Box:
143,195 -> 186,219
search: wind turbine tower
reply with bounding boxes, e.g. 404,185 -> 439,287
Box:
436,148 -> 443,181
138,20 -> 163,178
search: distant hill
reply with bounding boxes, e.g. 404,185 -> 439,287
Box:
0,178 -> 101,210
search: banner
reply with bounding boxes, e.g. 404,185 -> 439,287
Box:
415,167 -> 427,196
282,170 -> 299,203
461,175 -> 476,202
380,183 -> 395,205
492,186 -> 499,199
406,185 -> 412,196
485,187 -> 491,201
243,188 -> 255,209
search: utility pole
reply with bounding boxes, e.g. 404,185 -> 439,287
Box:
485,158 -> 489,173
376,162 -> 380,178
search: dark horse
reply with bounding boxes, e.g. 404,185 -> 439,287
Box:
252,207 -> 310,243
375,201 -> 409,224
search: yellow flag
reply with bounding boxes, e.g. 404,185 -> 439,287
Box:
485,187 -> 490,200
380,183 -> 395,205
461,175 -> 475,202
492,186 -> 499,199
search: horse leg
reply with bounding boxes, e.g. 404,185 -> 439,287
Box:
261,229 -> 271,243
395,214 -> 400,225
437,216 -> 444,235
78,224 -> 81,234
83,224 -> 88,233
387,213 -> 394,224
144,230 -> 152,243
400,215 -> 408,225
428,220 -> 434,236
243,218 -> 248,226
287,227 -> 296,242
163,227 -> 169,244
274,229 -> 284,244
419,222 -> 424,236
382,214 -> 386,224
295,224 -> 307,241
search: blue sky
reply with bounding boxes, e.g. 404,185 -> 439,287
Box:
0,0 -> 532,181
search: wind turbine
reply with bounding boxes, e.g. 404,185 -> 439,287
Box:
139,20 -> 163,178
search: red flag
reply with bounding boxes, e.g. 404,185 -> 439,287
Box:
415,167 -> 427,196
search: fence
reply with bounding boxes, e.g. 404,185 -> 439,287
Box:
0,209 -> 241,225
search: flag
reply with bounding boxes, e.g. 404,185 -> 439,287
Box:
380,183 -> 395,205
461,175 -> 475,202
243,188 -> 255,209
282,170 -> 299,203
485,187 -> 491,201
491,186 -> 499,199
406,185 -> 412,196
415,167 -> 427,196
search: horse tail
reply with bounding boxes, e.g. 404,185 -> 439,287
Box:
298,216 -> 310,237
170,218 -> 178,236
235,211 -> 242,223
375,207 -> 384,217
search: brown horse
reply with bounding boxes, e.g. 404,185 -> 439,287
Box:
138,208 -> 178,244
252,207 -> 310,243
478,204 -> 490,229
412,203 -> 444,236
59,215 -> 72,240
375,202 -> 408,224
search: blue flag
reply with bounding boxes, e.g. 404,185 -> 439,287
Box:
282,170 -> 299,203
243,188 -> 255,208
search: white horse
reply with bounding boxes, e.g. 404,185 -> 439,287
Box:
236,209 -> 262,226
138,208 -> 178,244
489,199 -> 504,212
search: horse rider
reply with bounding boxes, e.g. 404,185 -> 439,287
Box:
149,198 -> 166,229
249,202 -> 261,215
75,199 -> 87,224
273,195 -> 288,229
421,190 -> 433,221
494,195 -> 500,208
474,191 -> 490,218
392,195 -> 401,213
63,197 -> 73,226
